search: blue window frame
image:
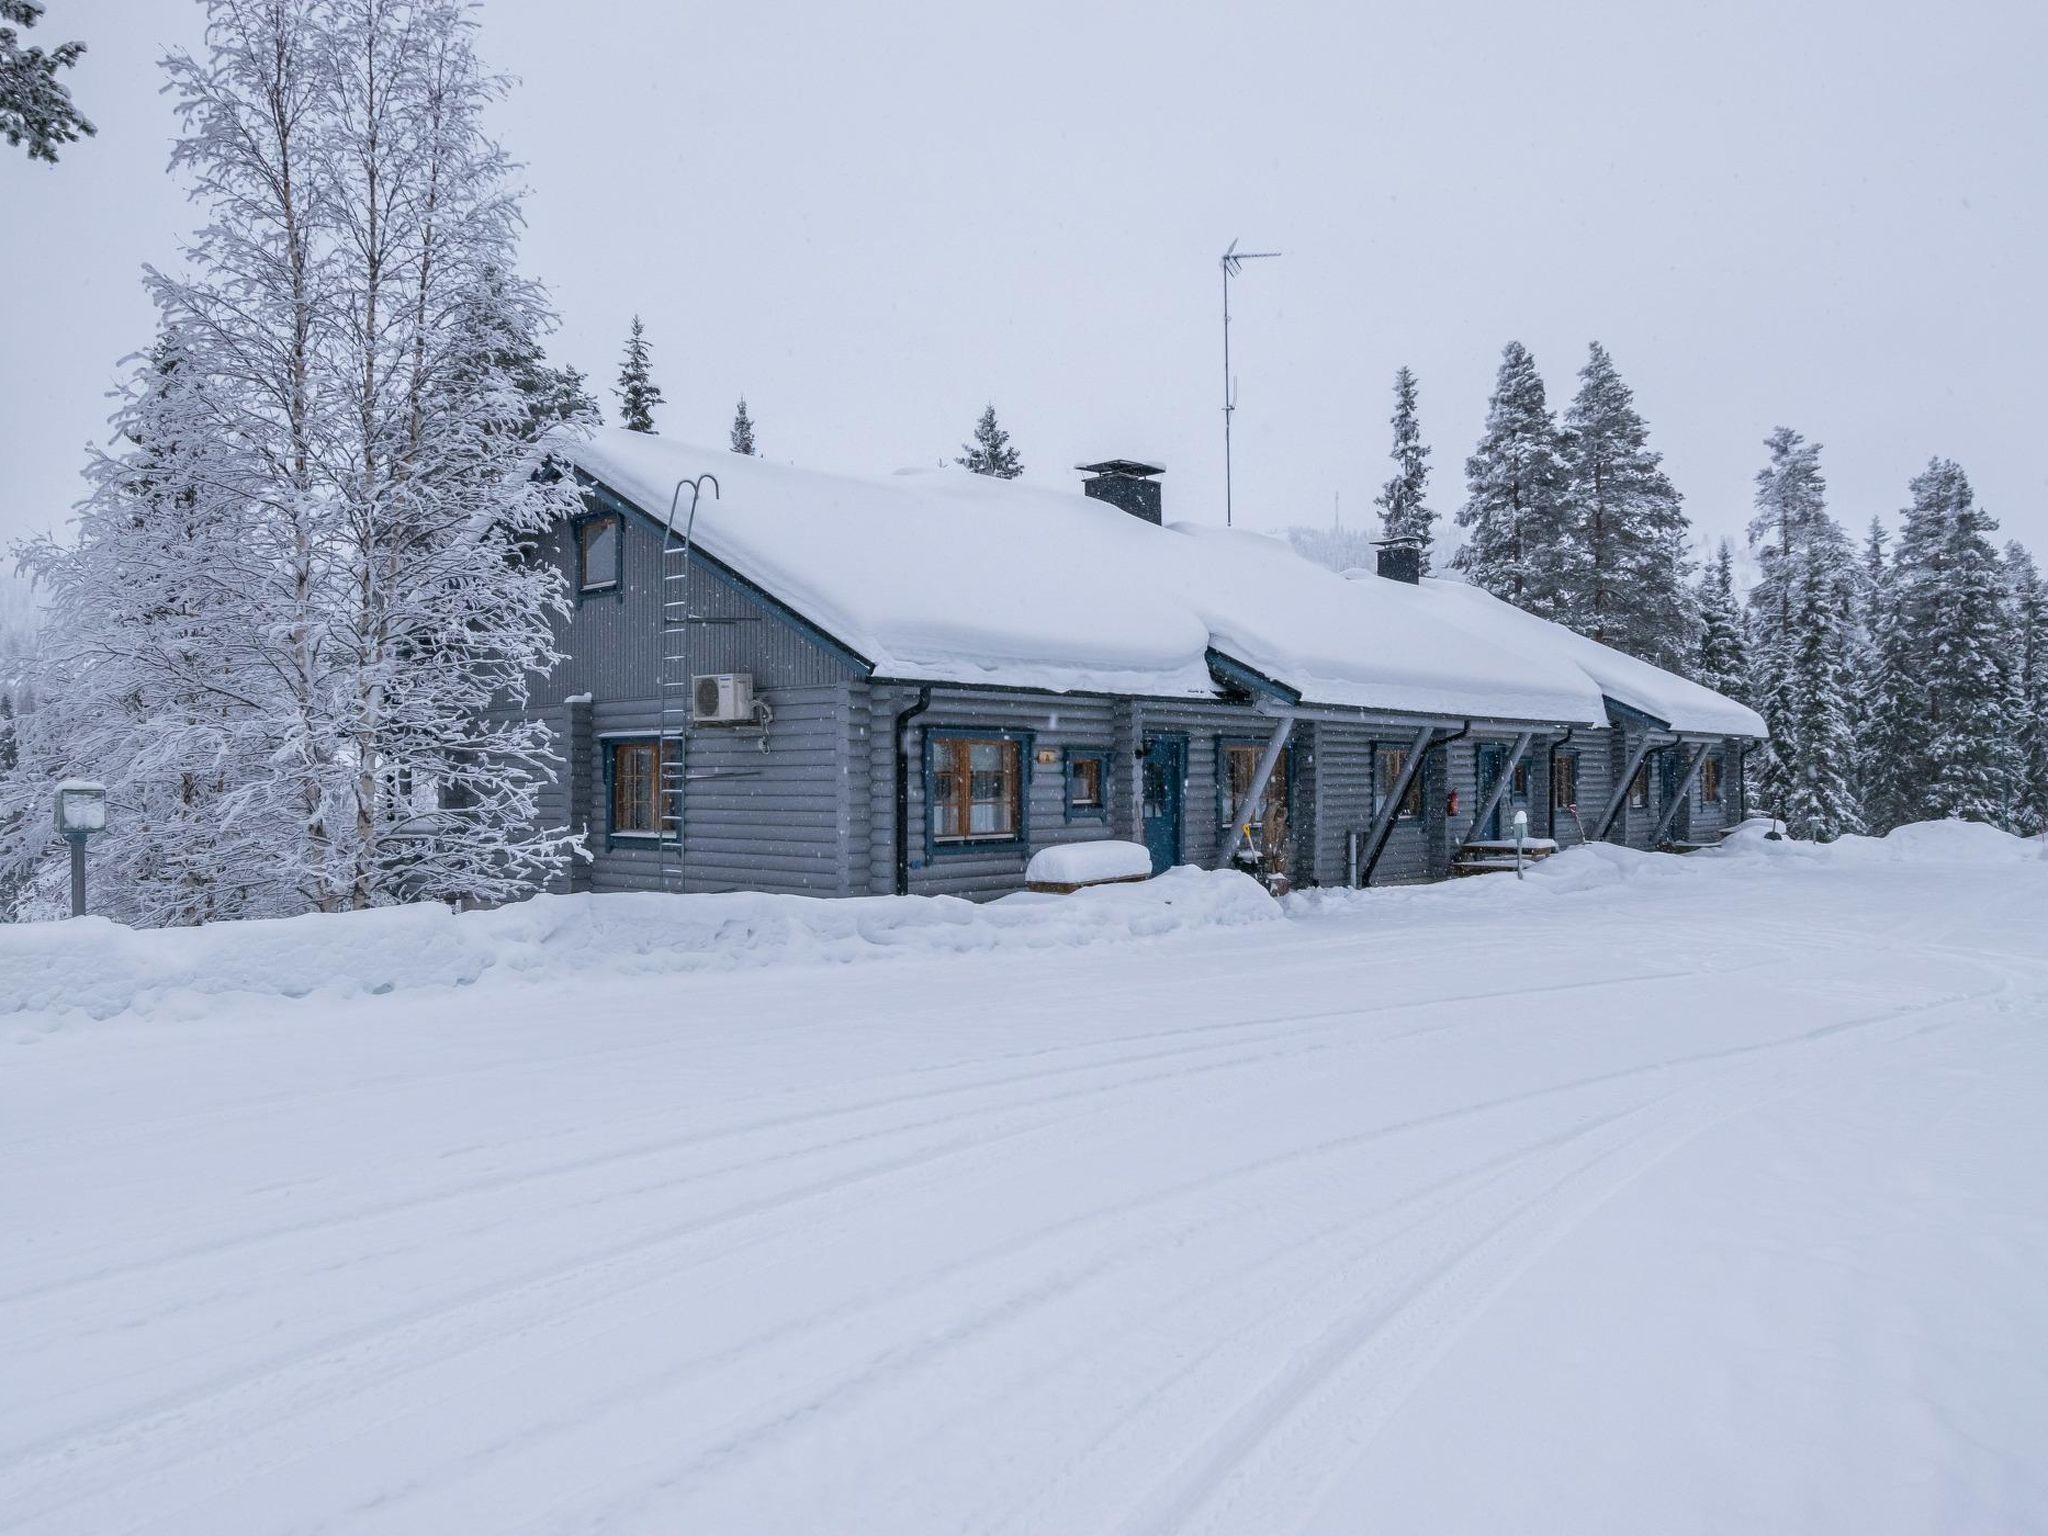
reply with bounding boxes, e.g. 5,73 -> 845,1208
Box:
1063,746 -> 1109,822
923,728 -> 1035,858
573,510 -> 622,601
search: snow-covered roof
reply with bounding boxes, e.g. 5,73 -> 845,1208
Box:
557,428 -> 1750,733
1413,579 -> 1767,737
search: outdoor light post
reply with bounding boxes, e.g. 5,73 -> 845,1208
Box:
1512,807 -> 1529,880
53,779 -> 107,918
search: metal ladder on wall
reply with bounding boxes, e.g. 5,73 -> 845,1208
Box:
657,473 -> 720,892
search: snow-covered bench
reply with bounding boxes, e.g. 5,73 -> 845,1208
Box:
1025,840 -> 1154,894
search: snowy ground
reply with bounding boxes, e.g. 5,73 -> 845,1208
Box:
4,825 -> 2046,1535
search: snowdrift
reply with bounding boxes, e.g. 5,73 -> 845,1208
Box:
1,868 -> 1279,1024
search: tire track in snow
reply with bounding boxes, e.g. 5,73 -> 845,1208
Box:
1116,965 -> 2020,1536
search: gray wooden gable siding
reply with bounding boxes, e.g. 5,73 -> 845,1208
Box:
536,496 -> 861,709
572,685 -> 858,896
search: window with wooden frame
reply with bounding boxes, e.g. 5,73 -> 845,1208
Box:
1511,759 -> 1531,799
1628,760 -> 1651,810
609,739 -> 663,836
577,513 -> 621,595
1064,748 -> 1108,821
1375,745 -> 1425,819
1223,741 -> 1292,866
1553,751 -> 1579,810
930,734 -> 1025,845
1701,753 -> 1723,804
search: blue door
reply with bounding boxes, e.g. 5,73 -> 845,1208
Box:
1141,734 -> 1186,874
1475,743 -> 1507,840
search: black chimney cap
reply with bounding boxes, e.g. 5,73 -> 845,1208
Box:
1076,459 -> 1164,478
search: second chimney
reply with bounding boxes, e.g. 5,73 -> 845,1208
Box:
1078,459 -> 1165,525
1374,536 -> 1423,585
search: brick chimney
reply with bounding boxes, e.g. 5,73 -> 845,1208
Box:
1078,460 -> 1164,525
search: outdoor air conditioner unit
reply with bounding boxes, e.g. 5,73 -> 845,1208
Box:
692,672 -> 755,724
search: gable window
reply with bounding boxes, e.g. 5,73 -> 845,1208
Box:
1064,748 -> 1108,821
1376,744 -> 1424,819
1701,753 -> 1723,804
577,513 -> 620,595
930,734 -> 1025,845
1629,761 -> 1651,810
1553,751 -> 1579,810
609,739 -> 664,836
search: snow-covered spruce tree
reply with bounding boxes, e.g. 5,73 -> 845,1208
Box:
1373,365 -> 1434,571
730,397 -> 757,455
1742,428 -> 1854,819
9,0 -> 578,921
1455,342 -> 1571,619
615,314 -> 663,433
1693,539 -> 1750,701
452,267 -> 598,440
1,0 -> 93,163
1890,459 -> 2012,826
4,331 -> 279,925
1778,540 -> 1863,841
957,404 -> 1023,479
1558,342 -> 1692,668
1854,518 -> 1917,834
2004,542 -> 2048,834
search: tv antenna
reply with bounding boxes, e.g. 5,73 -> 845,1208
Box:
1219,238 -> 1281,527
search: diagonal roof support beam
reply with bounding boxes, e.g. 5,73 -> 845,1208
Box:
1649,739 -> 1715,848
1359,724 -> 1440,887
1220,716 -> 1296,869
1592,731 -> 1675,842
1463,730 -> 1535,848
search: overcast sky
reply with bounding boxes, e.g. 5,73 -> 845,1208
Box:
3,0 -> 2044,569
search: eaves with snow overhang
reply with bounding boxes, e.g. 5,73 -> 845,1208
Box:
548,428 -> 1715,731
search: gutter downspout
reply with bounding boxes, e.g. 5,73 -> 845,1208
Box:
1546,727 -> 1576,840
893,686 -> 932,896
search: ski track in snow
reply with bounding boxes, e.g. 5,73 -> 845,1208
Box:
3,842 -> 2046,1535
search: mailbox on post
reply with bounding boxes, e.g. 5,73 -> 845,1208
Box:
54,779 -> 106,917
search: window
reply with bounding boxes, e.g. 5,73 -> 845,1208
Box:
1376,745 -> 1424,819
1553,751 -> 1579,810
577,513 -> 620,594
1701,754 -> 1723,804
931,735 -> 1024,844
610,739 -> 664,836
1064,748 -> 1107,821
1223,741 -> 1292,867
1628,761 -> 1651,810
1511,759 -> 1530,799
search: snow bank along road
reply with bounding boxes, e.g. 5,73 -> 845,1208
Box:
4,827 -> 2046,1535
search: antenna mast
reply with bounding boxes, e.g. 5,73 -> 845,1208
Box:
1219,238 -> 1281,528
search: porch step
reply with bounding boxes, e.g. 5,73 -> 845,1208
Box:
1461,838 -> 1558,855
1450,839 -> 1558,877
